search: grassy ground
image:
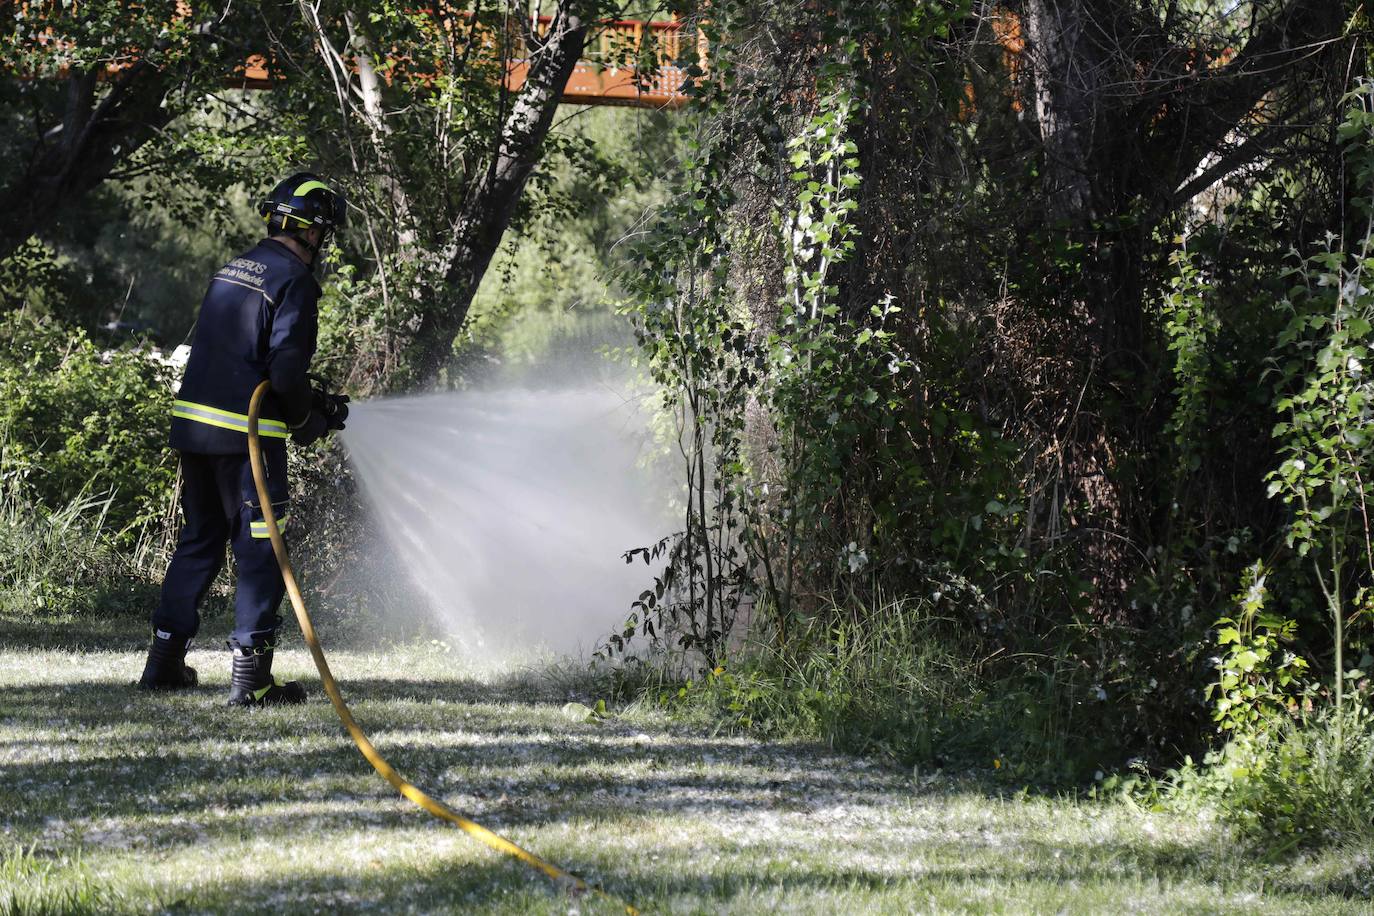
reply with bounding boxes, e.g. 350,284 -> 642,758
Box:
1,611 -> 1370,915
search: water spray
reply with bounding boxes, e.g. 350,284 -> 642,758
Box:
338,384 -> 663,656
246,380 -> 638,914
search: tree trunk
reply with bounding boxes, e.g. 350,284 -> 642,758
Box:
1023,0 -> 1102,227
407,5 -> 590,381
1021,0 -> 1141,618
342,10 -> 417,248
1018,0 -> 1346,620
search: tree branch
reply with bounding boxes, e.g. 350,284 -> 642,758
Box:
0,60 -> 176,262
1149,0 -> 1346,195
1170,122 -> 1291,204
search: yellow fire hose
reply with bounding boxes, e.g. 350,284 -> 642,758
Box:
246,380 -> 637,915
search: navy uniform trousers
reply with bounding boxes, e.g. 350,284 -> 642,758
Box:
152,447 -> 291,649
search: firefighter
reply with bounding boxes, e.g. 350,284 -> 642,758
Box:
138,172 -> 349,706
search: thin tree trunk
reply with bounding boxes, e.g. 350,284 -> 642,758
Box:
1022,0 -> 1147,619
1023,0 -> 1101,227
408,4 -> 589,380
343,11 -> 418,249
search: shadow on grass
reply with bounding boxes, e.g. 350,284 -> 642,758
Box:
5,616 -> 1369,911
0,605 -> 236,653
0,671 -> 888,832
0,611 -> 151,652
59,828 -> 1373,915
7,672 -> 1369,906
0,595 -> 382,655
204,833 -> 1371,913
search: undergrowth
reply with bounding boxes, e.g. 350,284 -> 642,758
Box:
620,595 -> 1131,785
1167,700 -> 1374,853
0,485 -> 161,618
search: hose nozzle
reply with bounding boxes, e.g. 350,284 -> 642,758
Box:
308,373 -> 350,432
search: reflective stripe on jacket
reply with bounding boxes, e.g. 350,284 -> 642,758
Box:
172,400 -> 290,438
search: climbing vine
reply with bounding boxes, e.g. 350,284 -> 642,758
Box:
606,1 -> 956,663
1265,85 -> 1374,708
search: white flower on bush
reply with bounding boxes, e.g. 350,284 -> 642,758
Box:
842,541 -> 868,573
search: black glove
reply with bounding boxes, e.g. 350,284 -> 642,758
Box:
319,390 -> 349,432
307,374 -> 350,433
291,409 -> 328,446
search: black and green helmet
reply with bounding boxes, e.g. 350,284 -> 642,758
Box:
258,172 -> 347,234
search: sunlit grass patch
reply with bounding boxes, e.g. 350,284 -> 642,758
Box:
0,613 -> 1370,914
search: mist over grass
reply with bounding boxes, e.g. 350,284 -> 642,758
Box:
337,377 -> 667,662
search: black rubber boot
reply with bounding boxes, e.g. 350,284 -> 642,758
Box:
227,645 -> 306,707
138,630 -> 198,690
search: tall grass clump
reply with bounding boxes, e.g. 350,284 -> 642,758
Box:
638,594 -> 1108,781
0,483 -> 162,617
651,597 -> 968,759
0,845 -> 124,916
1169,698 -> 1374,853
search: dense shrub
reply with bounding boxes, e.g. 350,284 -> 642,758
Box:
1167,699 -> 1374,853
0,311 -> 177,543
604,45 -> 1374,811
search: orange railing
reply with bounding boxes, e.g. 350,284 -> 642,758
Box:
17,3 -> 700,110
21,7 -> 1045,113
506,16 -> 704,109
229,14 -> 702,110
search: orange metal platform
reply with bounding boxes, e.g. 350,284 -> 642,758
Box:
227,16 -> 700,110
506,17 -> 701,109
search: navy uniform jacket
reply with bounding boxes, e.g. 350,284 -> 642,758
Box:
171,238 -> 320,454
